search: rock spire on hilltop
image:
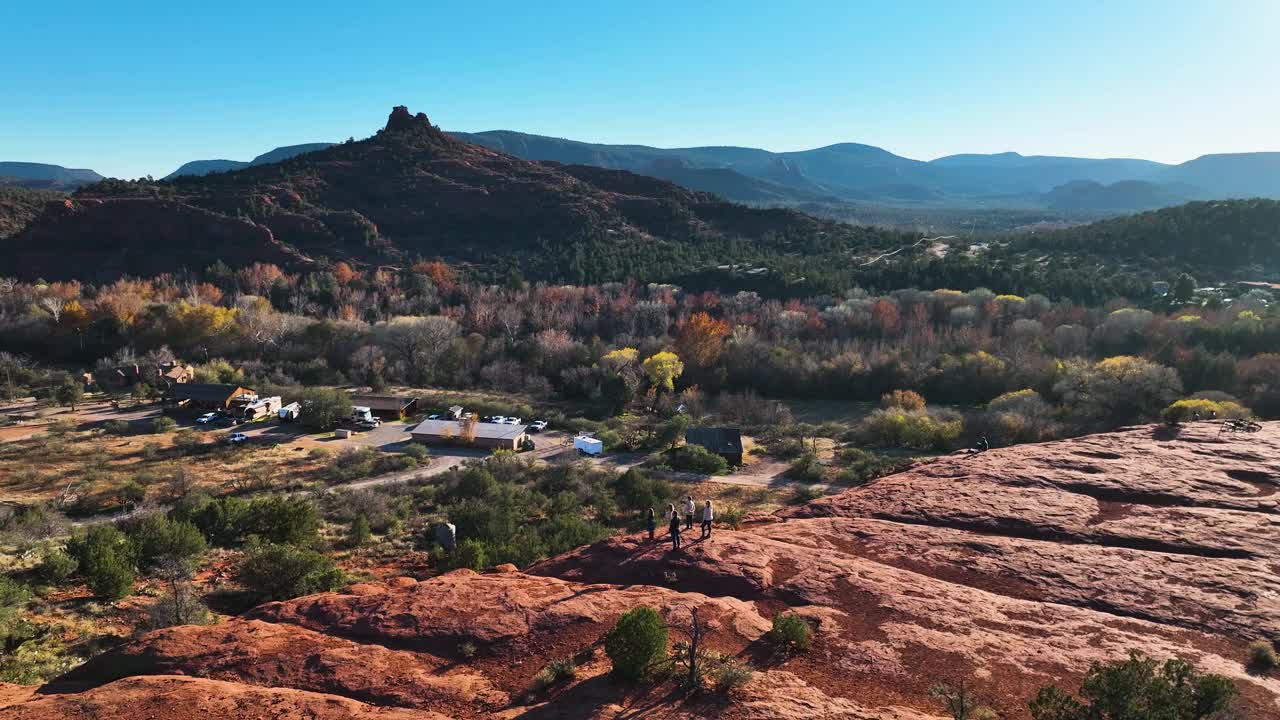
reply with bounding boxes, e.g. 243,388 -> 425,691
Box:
384,105 -> 435,134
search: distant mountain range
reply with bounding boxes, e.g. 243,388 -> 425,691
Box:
0,162 -> 102,190
163,143 -> 336,179
5,128 -> 1278,214
449,131 -> 1280,211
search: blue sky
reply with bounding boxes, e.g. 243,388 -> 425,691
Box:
2,0 -> 1276,178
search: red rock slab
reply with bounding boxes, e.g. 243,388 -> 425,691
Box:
248,570 -> 771,694
801,422 -> 1280,516
4,675 -> 453,720
52,618 -> 506,713
750,516 -> 1280,642
530,531 -> 1280,717
787,471 -> 1280,560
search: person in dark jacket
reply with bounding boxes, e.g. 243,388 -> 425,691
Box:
646,507 -> 656,541
667,503 -> 681,550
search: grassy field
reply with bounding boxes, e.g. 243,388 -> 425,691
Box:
0,421 -> 330,512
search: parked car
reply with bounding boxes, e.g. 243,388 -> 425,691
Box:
427,414 -> 441,420
226,432 -> 248,445
195,412 -> 218,425
528,420 -> 548,432
488,416 -> 506,424
499,417 -> 522,426
355,419 -> 381,429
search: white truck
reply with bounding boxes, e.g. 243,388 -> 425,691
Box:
574,434 -> 603,456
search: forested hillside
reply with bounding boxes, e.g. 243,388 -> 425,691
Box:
0,186 -> 61,239
1012,199 -> 1280,272
3,107 -> 909,283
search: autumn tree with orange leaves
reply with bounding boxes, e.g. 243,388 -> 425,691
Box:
676,312 -> 730,368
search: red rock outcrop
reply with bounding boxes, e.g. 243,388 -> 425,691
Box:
55,618 -> 508,712
9,422 -> 1280,718
5,675 -> 453,720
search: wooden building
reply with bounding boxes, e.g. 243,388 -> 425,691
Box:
349,393 -> 419,420
685,427 -> 745,466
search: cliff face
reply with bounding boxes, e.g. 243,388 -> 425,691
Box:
9,423 -> 1280,719
4,106 -> 854,282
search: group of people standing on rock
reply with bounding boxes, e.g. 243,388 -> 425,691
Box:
645,496 -> 714,550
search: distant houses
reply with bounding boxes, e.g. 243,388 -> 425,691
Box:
85,361 -> 195,390
685,427 -> 744,466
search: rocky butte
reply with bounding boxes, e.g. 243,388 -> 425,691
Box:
2,105 -> 868,283
3,421 -> 1279,718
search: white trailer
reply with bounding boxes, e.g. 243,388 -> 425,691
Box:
574,435 -> 603,456
352,406 -> 376,423
242,395 -> 282,420
278,402 -> 301,422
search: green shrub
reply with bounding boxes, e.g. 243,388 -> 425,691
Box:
605,606 -> 669,682
1161,398 -> 1251,424
172,429 -> 203,452
787,452 -> 826,483
458,641 -> 478,659
446,539 -> 489,571
768,613 -> 812,653
400,444 -> 431,462
663,444 -> 729,475
348,514 -> 372,547
243,496 -> 322,546
1248,640 -> 1278,671
789,485 -> 823,505
36,547 -> 78,585
532,657 -> 578,690
1028,650 -> 1235,720
103,420 -> 130,436
859,408 -> 962,450
614,468 -> 672,512
835,447 -> 909,486
761,435 -> 807,459
237,540 -> 344,601
151,416 -> 178,434
125,514 -> 207,570
719,506 -> 745,530
708,656 -> 754,696
0,575 -> 31,617
68,525 -> 136,600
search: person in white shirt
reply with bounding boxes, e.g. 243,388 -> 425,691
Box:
700,500 -> 714,539
683,496 -> 695,531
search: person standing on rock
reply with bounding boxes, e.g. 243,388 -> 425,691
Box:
667,503 -> 682,550
646,507 -> 656,541
683,495 -> 695,531
701,500 -> 714,539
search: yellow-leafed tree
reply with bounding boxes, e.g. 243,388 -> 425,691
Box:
642,351 -> 684,392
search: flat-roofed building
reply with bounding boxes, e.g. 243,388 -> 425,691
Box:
408,418 -> 528,451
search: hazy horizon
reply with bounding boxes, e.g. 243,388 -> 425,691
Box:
4,0 -> 1277,178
